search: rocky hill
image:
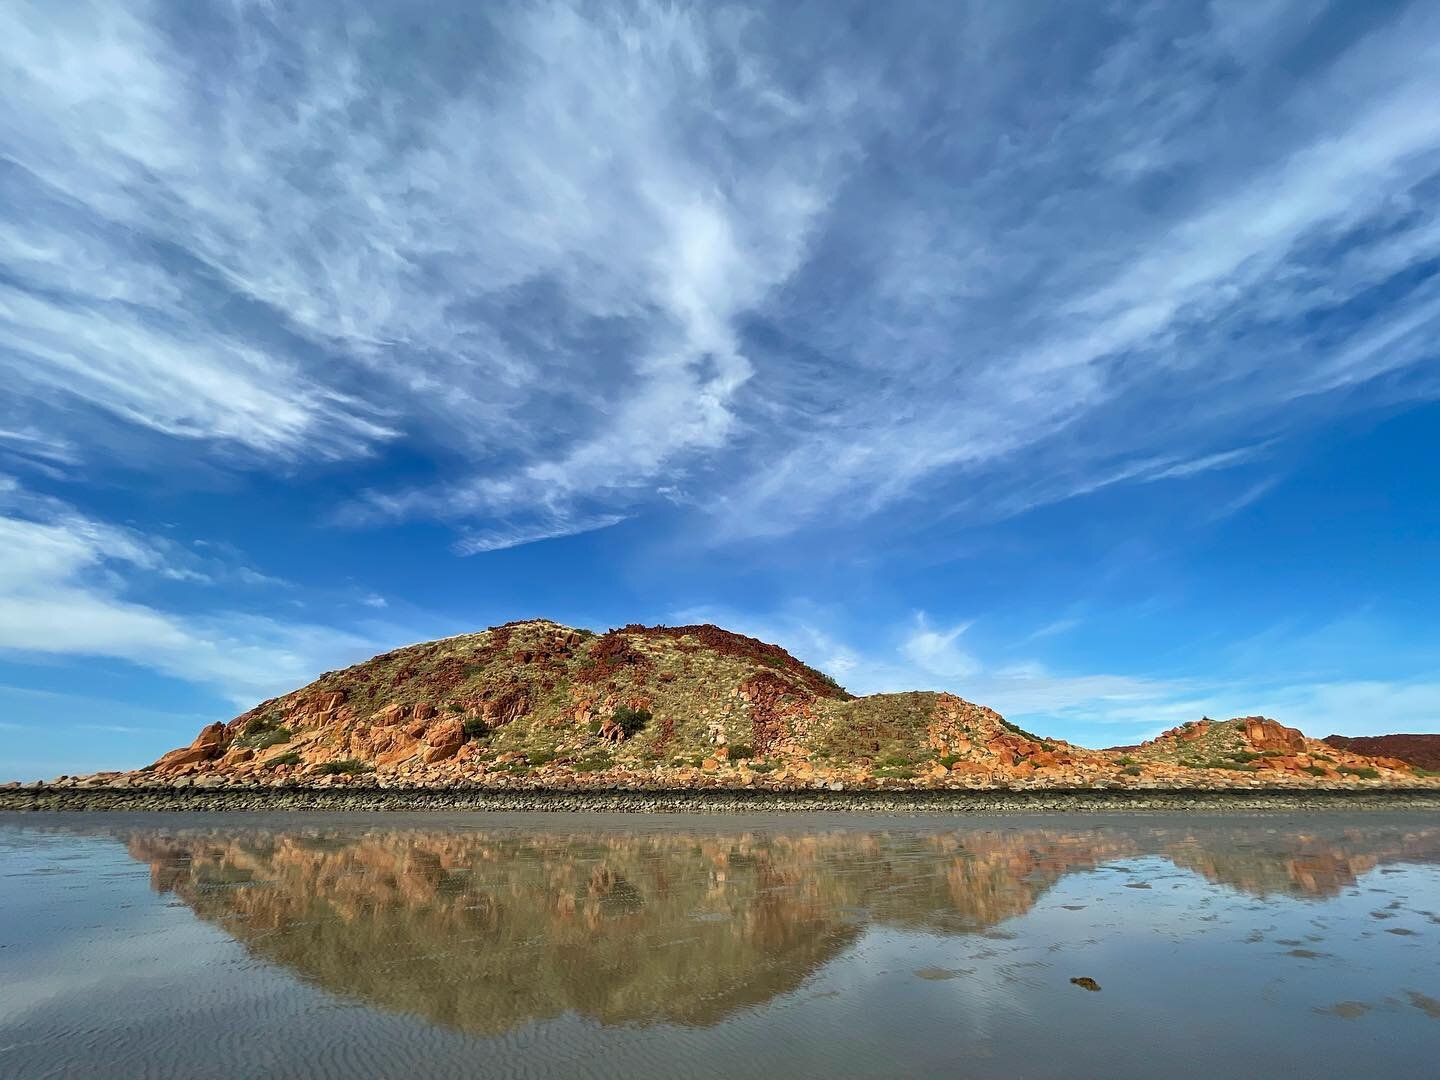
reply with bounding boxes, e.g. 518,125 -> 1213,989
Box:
1115,716 -> 1422,782
131,620 -> 1432,791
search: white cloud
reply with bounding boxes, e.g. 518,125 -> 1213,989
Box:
901,614 -> 980,681
2,2 -> 1439,551
0,485 -> 376,704
452,513 -> 629,556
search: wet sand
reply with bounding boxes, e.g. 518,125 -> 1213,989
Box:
3,811 -> 1438,1078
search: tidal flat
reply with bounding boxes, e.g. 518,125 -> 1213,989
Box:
2,812 -> 1438,1078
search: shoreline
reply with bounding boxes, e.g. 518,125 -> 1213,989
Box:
4,785 -> 1440,814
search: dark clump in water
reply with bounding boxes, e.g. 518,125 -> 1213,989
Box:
2,812 -> 1439,1079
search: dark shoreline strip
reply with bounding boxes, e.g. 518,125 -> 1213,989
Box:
4,786 -> 1440,813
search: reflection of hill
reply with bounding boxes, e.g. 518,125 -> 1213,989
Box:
121,821 -> 1440,1036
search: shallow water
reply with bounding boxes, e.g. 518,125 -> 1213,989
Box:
2,812 -> 1438,1079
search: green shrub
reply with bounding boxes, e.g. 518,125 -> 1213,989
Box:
1116,755 -> 1136,766
1229,750 -> 1262,763
1302,765 -> 1329,777
875,766 -> 916,780
1338,766 -> 1379,779
447,702 -> 465,713
610,705 -> 651,737
937,753 -> 961,769
268,751 -> 301,767
317,759 -> 372,775
747,761 -> 776,773
527,749 -> 557,766
878,753 -> 912,768
999,718 -> 1049,745
463,717 -> 490,739
1122,765 -> 1142,776
728,744 -> 755,760
1412,766 -> 1440,778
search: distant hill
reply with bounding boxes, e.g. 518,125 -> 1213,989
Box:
131,620 -> 1431,790
1323,734 -> 1440,771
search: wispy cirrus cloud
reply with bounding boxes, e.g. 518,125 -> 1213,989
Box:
1,1 -> 1439,552
0,480 -> 377,703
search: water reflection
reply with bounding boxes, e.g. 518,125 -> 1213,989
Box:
114,818 -> 1440,1036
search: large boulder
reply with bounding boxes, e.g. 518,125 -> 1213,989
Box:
151,722 -> 228,773
422,718 -> 467,763
1242,717 -> 1306,753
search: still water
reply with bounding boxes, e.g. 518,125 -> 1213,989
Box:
2,812 -> 1438,1078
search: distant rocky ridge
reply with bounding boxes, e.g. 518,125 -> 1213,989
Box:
1323,734 -> 1440,771
62,620 -> 1440,792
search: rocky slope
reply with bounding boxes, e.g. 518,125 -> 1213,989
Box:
124,620 -> 1433,791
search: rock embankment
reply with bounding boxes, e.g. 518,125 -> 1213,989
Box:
5,784 -> 1440,814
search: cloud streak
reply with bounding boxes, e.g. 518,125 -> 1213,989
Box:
1,1 -> 1438,553
0,482 -> 377,703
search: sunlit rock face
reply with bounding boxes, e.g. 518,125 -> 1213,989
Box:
119,821 -> 1440,1037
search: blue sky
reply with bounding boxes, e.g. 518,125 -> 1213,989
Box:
3,0 -> 1440,780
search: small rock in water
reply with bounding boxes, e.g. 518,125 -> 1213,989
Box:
1070,977 -> 1101,992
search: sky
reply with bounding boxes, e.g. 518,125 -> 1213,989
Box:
3,0 -> 1440,780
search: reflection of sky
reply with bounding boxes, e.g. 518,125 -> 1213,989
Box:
0,833 -> 246,1027
2,823 -> 1438,1079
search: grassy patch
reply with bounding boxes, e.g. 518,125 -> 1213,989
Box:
527,749 -> 557,766
1122,765 -> 1142,776
1302,765 -> 1330,777
727,744 -> 755,760
1338,766 -> 1380,779
239,727 -> 292,750
234,714 -> 291,750
267,751 -> 301,767
573,755 -> 614,773
463,717 -> 490,739
1115,755 -> 1136,766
